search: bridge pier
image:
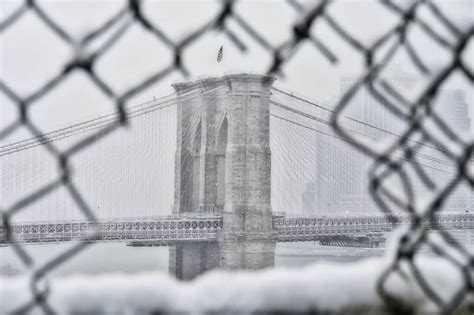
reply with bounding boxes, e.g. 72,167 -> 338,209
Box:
169,242 -> 219,280
171,74 -> 277,279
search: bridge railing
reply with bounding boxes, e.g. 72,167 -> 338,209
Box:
0,217 -> 223,245
275,213 -> 474,243
2,213 -> 471,245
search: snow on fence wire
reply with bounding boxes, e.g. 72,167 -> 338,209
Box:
0,0 -> 472,314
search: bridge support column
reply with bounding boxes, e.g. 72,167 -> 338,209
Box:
169,242 -> 219,280
171,73 -> 277,280
219,74 -> 277,270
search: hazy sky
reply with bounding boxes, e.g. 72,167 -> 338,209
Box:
1,0 -> 472,136
1,0 -> 473,220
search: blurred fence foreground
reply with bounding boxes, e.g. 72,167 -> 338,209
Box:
1,0 -> 473,314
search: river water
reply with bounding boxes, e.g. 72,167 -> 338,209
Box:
0,242 -> 384,277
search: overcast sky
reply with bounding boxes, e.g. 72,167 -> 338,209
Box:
1,0 -> 473,220
1,0 -> 472,136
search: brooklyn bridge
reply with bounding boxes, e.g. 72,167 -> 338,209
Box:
2,74 -> 472,280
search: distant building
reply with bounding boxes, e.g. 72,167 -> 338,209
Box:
432,90 -> 472,212
301,74 -> 471,215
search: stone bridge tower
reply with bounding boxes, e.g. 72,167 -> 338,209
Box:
170,73 -> 277,279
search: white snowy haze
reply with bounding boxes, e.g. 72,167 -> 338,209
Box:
1,0 -> 473,222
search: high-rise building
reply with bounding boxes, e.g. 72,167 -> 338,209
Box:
301,74 -> 471,215
432,89 -> 472,212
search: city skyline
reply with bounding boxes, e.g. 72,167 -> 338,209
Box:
302,77 -> 472,215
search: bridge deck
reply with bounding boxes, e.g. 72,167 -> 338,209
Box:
1,213 -> 472,245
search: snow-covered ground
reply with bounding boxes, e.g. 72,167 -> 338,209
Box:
1,253 -> 471,314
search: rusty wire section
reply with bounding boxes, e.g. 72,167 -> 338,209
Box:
0,0 -> 472,313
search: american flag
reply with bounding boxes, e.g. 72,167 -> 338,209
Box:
217,45 -> 223,62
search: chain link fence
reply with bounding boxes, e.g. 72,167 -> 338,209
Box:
329,2 -> 473,313
0,0 -> 472,313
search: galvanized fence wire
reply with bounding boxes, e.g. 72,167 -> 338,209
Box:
0,0 -> 472,313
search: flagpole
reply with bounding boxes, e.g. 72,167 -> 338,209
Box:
217,45 -> 223,76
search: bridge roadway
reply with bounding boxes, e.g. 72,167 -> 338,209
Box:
0,213 -> 472,246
